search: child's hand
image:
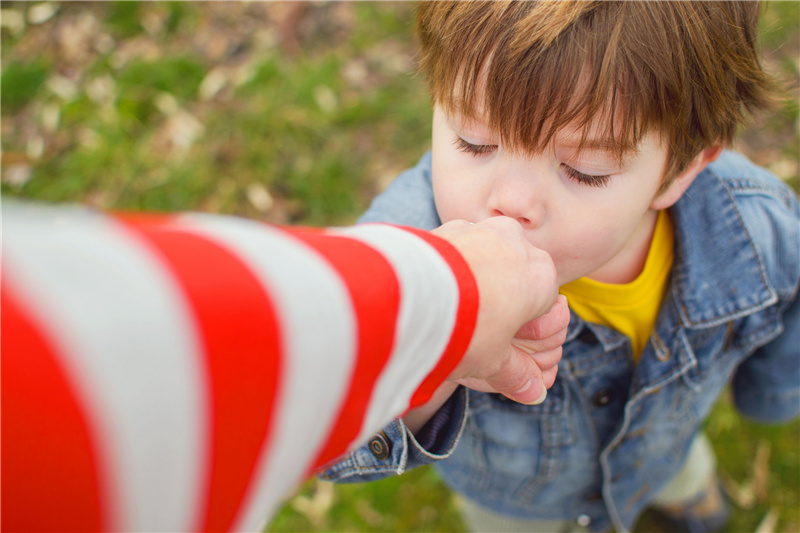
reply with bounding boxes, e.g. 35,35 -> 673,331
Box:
455,296 -> 568,404
510,294 -> 569,401
434,216 -> 564,405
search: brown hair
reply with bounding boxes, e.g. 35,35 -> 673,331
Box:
416,1 -> 780,187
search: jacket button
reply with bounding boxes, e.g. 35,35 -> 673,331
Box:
592,389 -> 614,407
368,431 -> 391,460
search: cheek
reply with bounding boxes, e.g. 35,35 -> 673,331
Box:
549,221 -> 607,260
432,174 -> 469,223
431,144 -> 459,222
581,215 -> 633,257
545,216 -> 625,278
431,155 -> 485,223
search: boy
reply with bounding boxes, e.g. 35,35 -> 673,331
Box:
319,2 -> 800,532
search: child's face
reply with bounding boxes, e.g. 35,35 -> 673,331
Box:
431,105 -> 673,286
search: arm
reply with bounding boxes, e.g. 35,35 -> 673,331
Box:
731,177 -> 800,423
1,201 -> 559,532
323,157 -> 569,479
732,291 -> 800,423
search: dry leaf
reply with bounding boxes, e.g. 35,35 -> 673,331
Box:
1,8 -> 26,37
2,165 -> 33,188
313,85 -> 337,113
157,110 -> 204,156
199,67 -> 229,101
753,439 -> 771,504
85,75 -> 116,106
720,471 -> 756,509
40,103 -> 60,134
246,183 -> 274,213
768,158 -> 798,182
47,75 -> 79,101
27,2 -> 59,25
26,135 -> 44,160
355,499 -> 383,527
290,480 -> 334,529
154,92 -> 181,117
755,507 -> 779,533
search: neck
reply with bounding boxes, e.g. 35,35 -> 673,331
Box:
587,210 -> 660,284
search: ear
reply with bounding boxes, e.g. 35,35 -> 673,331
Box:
650,145 -> 722,210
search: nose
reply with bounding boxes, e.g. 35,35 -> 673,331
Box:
489,207 -> 534,228
486,168 -> 545,230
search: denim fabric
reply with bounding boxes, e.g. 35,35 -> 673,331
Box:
318,150 -> 800,533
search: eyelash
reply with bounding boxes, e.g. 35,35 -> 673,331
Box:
561,163 -> 611,187
561,164 -> 611,188
453,136 -> 611,188
453,137 -> 497,156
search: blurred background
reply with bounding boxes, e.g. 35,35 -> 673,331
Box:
1,2 -> 798,532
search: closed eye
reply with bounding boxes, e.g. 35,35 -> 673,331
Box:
561,164 -> 611,188
453,136 -> 497,156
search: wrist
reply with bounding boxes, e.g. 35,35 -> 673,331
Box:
403,380 -> 459,434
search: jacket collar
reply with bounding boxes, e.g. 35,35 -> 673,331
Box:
669,164 -> 778,328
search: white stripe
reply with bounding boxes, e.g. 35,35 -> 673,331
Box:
178,215 -> 358,531
3,202 -> 208,532
335,224 -> 460,444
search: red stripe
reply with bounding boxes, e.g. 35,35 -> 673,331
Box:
118,216 -> 282,533
1,286 -> 106,532
401,228 -> 479,409
288,229 -> 401,471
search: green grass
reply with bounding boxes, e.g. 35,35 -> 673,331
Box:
268,469 -> 466,533
1,1 -> 431,225
0,58 -> 49,111
2,2 -> 798,532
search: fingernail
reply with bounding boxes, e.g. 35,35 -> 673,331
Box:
531,379 -> 547,405
513,377 -> 533,394
513,377 -> 547,405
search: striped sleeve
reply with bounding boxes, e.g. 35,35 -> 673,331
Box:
0,201 -> 478,532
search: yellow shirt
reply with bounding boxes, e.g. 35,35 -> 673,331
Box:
560,210 -> 674,363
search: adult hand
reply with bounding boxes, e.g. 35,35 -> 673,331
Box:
431,217 -> 568,405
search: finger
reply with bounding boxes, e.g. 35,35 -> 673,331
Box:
438,219 -> 472,230
529,346 -> 562,371
487,345 -> 547,405
511,330 -> 565,353
515,295 -> 570,340
477,215 -> 526,233
454,377 -> 498,394
457,362 -> 559,394
541,364 -> 559,389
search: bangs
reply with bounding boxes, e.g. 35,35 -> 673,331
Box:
418,0 -> 779,182
417,1 -> 665,164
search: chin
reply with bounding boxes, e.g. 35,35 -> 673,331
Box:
556,265 -> 592,287
556,271 -> 576,287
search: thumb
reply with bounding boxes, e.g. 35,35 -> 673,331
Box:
486,345 -> 548,405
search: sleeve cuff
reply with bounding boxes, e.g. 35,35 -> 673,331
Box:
317,387 -> 469,482
733,378 -> 800,423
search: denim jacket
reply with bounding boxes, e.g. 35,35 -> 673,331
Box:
318,151 -> 800,533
